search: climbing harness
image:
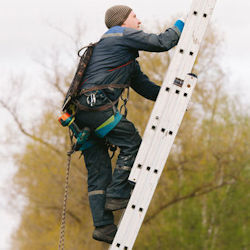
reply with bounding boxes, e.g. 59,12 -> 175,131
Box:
61,41 -> 131,114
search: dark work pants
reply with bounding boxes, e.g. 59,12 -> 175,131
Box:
75,109 -> 142,227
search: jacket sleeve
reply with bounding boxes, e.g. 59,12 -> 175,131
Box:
130,61 -> 160,101
123,25 -> 181,52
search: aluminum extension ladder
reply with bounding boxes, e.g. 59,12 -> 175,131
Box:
110,0 -> 217,249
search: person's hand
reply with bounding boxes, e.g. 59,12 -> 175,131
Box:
174,20 -> 185,33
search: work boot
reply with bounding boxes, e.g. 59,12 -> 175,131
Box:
105,198 -> 129,211
92,224 -> 117,244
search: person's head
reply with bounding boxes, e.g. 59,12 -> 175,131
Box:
105,5 -> 141,30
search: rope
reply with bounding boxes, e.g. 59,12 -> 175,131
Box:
58,130 -> 74,250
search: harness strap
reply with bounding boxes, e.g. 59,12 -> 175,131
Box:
75,98 -> 119,112
95,112 -> 122,138
79,83 -> 130,95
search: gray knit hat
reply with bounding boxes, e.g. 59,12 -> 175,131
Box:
105,5 -> 132,28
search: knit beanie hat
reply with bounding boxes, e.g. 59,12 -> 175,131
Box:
105,5 -> 132,28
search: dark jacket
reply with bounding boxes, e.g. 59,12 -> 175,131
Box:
79,24 -> 182,108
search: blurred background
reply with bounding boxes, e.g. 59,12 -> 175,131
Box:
0,0 -> 249,249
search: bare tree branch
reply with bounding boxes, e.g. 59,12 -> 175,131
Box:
0,99 -> 61,155
42,205 -> 82,224
144,180 -> 233,224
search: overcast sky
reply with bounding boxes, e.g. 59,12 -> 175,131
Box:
0,0 -> 250,249
1,0 -> 250,98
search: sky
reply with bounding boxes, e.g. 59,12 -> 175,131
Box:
0,0 -> 250,249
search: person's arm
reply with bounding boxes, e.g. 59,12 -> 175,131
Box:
130,61 -> 160,101
123,20 -> 184,52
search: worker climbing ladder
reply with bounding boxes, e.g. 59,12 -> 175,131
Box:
109,0 -> 217,249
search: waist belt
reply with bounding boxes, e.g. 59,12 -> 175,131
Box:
75,98 -> 119,112
79,83 -> 130,95
76,83 -> 130,112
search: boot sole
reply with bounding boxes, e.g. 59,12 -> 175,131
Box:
93,231 -> 113,244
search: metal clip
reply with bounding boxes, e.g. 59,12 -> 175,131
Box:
86,93 -> 96,107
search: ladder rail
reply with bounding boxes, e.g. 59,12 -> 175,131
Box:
113,75 -> 197,249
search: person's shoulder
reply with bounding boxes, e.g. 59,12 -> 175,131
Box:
101,26 -> 126,39
123,27 -> 143,36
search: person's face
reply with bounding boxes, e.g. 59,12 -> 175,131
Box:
122,11 -> 141,30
